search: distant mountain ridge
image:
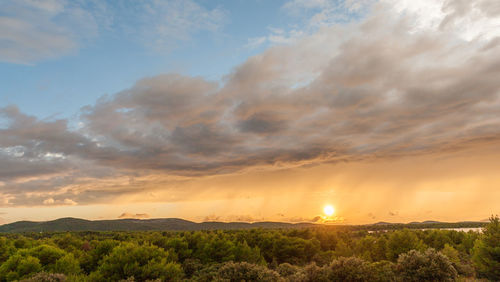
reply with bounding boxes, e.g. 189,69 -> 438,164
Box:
0,217 -> 315,233
0,217 -> 487,233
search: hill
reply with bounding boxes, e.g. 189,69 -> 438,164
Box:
0,217 -> 315,233
0,217 -> 487,233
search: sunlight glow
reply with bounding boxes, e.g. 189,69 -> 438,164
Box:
323,205 -> 335,216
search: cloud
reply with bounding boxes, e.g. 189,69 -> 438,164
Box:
43,198 -> 55,205
386,0 -> 500,42
202,214 -> 265,222
76,1 -> 500,176
1,0 -> 499,207
0,0 -> 103,64
245,36 -> 267,49
283,0 -> 374,27
133,0 -> 227,52
249,0 -> 370,50
118,212 -> 150,219
288,216 -> 323,223
388,211 -> 399,216
0,0 -> 226,64
42,197 -> 77,206
203,214 -> 222,222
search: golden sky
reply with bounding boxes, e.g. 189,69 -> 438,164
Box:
2,143 -> 499,224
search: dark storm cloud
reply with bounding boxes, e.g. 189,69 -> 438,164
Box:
237,113 -> 287,134
1,0 -> 500,206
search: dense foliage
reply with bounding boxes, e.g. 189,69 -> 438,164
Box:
0,216 -> 498,281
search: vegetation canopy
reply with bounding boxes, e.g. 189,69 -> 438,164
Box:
0,216 -> 498,281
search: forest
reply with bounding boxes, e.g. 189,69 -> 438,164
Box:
0,216 -> 498,281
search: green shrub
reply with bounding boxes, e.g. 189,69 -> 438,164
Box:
216,261 -> 281,282
396,248 -> 457,282
21,272 -> 67,282
328,256 -> 375,282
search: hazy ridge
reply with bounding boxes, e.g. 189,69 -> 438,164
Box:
0,217 -> 486,233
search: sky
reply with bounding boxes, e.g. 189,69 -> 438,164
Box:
0,0 -> 499,225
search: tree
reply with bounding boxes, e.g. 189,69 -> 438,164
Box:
396,248 -> 457,282
354,235 -> 387,261
199,237 -> 235,263
386,229 -> 425,261
80,239 -> 119,274
0,237 -> 14,264
440,243 -> 474,276
94,242 -> 182,281
272,236 -> 319,264
154,237 -> 191,262
233,241 -> 266,265
53,253 -> 81,275
334,239 -> 352,258
422,230 -> 452,250
28,245 -> 66,271
441,244 -> 460,266
0,254 -> 42,281
472,215 -> 500,280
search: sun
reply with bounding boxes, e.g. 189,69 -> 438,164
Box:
323,205 -> 335,216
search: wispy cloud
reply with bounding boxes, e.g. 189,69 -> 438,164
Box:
245,0 -> 372,52
113,0 -> 227,52
0,0 -> 103,64
42,197 -> 77,206
0,0 -> 227,64
283,0 -> 373,27
118,212 -> 150,219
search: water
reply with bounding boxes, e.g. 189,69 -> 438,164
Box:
422,227 -> 482,232
368,227 -> 483,233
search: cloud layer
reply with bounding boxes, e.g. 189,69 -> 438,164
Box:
1,0 -> 499,207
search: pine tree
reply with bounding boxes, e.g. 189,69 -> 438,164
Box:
472,215 -> 500,280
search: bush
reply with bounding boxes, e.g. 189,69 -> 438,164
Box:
371,261 -> 396,282
189,263 -> 221,281
216,261 -> 281,281
328,256 -> 375,282
292,262 -> 331,282
21,272 -> 67,282
182,258 -> 203,278
396,248 -> 457,282
190,261 -> 280,282
275,263 -> 300,278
